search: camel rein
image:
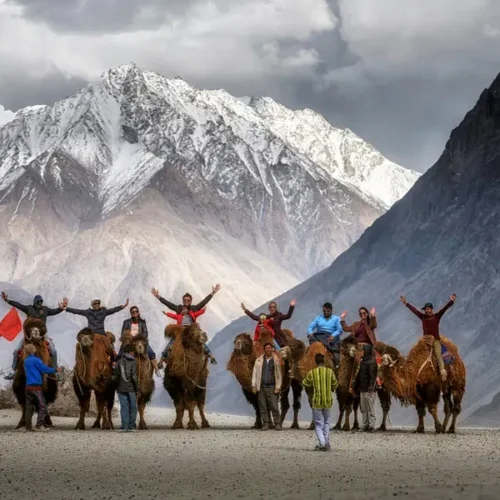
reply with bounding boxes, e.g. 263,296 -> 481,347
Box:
183,349 -> 207,390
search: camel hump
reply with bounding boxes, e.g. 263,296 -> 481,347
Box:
105,331 -> 116,344
281,329 -> 295,342
165,324 -> 183,339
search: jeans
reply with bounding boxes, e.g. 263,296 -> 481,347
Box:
25,389 -> 47,429
312,408 -> 331,447
117,344 -> 156,360
162,338 -> 211,358
118,392 -> 138,431
12,339 -> 57,371
360,391 -> 376,430
308,332 -> 340,353
258,387 -> 280,428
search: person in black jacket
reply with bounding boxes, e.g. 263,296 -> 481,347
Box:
152,285 -> 221,365
115,344 -> 139,432
118,306 -> 160,376
353,343 -> 378,432
1,292 -> 68,380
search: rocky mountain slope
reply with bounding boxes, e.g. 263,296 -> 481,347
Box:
208,71 -> 500,423
0,64 -> 417,354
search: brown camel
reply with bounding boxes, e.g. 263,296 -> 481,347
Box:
377,335 -> 466,433
73,328 -> 116,430
163,324 -> 210,430
12,318 -> 58,429
121,334 -> 155,430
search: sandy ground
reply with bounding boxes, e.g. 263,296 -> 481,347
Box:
0,407 -> 499,500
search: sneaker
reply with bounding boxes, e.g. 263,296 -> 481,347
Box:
261,425 -> 269,431
275,425 -> 282,431
3,372 -> 14,381
33,426 -> 49,432
325,444 -> 331,451
314,445 -> 321,451
368,428 -> 375,433
128,429 -> 137,433
360,427 -> 369,432
319,446 -> 327,452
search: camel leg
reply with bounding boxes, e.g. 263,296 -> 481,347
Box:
280,386 -> 290,427
333,392 -> 344,430
442,388 -> 452,433
415,398 -> 426,433
106,390 -> 115,430
186,400 -> 199,430
75,391 -> 91,431
96,393 -> 112,430
16,404 -> 27,430
342,399 -> 352,431
427,402 -> 442,434
291,379 -> 302,429
352,396 -> 360,431
197,401 -> 211,429
447,386 -> 464,434
172,399 -> 185,429
377,389 -> 391,432
138,398 -> 147,430
250,394 -> 262,429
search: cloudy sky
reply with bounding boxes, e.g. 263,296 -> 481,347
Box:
1,0 -> 499,171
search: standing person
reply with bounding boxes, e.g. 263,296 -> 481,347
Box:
307,303 -> 343,367
400,294 -> 457,382
251,343 -> 283,431
152,285 -> 220,365
1,292 -> 68,380
353,344 -> 378,432
23,344 -> 63,432
302,353 -> 339,451
241,300 -> 295,347
66,298 -> 129,362
115,344 -> 138,432
118,306 -> 160,376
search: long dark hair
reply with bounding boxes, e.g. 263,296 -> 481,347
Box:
359,306 -> 370,322
130,306 -> 142,320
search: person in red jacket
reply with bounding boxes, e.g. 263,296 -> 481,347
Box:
400,293 -> 457,382
253,313 -> 280,351
164,307 -> 206,324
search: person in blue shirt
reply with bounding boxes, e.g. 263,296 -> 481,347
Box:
23,344 -> 62,432
307,302 -> 343,367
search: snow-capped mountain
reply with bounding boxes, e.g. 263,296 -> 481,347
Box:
0,63 -> 416,354
208,71 -> 500,423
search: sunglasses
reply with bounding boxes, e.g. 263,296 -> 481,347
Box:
131,310 -> 139,314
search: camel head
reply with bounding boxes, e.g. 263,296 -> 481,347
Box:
183,323 -> 208,347
279,345 -> 291,361
233,333 -> 253,355
131,336 -> 148,357
77,328 -> 95,350
165,324 -> 183,339
23,318 -> 47,344
341,335 -> 360,358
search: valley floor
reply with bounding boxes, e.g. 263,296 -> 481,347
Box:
0,408 -> 498,500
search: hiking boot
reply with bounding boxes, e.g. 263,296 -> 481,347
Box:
275,425 -> 282,431
319,446 -> 327,452
368,428 -> 375,433
441,369 -> 448,382
3,372 -> 14,381
261,425 -> 269,431
33,426 -> 49,432
360,427 -> 369,432
325,444 -> 331,451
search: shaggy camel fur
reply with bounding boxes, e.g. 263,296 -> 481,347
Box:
73,329 -> 116,430
335,336 -> 392,432
227,333 -> 260,428
163,324 -> 210,430
377,335 -> 466,433
280,340 -> 332,429
121,334 -> 155,430
12,318 -> 58,429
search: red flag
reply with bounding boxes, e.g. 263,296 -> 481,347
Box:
0,308 -> 22,341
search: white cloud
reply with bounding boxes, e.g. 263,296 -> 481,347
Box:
0,104 -> 16,126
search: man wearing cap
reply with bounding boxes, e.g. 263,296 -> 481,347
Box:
307,302 -> 343,367
1,291 -> 68,380
400,293 -> 457,382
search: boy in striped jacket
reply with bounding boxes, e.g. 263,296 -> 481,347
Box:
302,353 -> 339,451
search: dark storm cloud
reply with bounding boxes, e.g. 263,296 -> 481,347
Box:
8,0 -> 199,33
1,0 -> 500,171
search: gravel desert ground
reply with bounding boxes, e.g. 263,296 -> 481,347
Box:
0,408 -> 499,500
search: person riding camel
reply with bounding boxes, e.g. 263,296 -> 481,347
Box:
118,306 -> 160,377
65,297 -> 129,363
241,300 -> 295,347
400,293 -> 457,382
340,307 -> 382,388
307,303 -> 343,367
253,313 -> 280,351
152,285 -> 221,365
1,292 -> 68,380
